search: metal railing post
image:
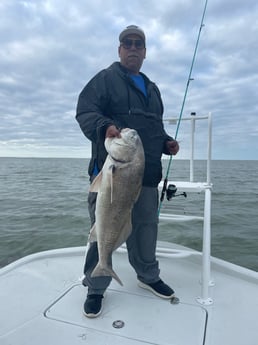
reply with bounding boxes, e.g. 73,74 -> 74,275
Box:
197,187 -> 213,305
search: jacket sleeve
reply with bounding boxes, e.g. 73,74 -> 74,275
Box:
152,83 -> 175,154
148,81 -> 175,154
76,70 -> 114,143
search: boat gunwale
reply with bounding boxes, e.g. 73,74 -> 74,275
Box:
1,244 -> 257,284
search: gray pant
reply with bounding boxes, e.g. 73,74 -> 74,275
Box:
82,186 -> 160,295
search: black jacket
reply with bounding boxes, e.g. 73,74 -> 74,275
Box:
76,62 -> 173,187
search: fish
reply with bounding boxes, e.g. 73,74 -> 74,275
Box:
88,128 -> 145,285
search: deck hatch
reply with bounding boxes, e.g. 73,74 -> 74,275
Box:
45,284 -> 207,345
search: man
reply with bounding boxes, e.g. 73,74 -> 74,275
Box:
76,25 -> 179,318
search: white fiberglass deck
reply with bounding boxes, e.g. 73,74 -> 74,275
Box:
1,114 -> 257,344
1,242 -> 258,345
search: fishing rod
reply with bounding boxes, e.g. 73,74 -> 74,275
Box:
158,0 -> 209,215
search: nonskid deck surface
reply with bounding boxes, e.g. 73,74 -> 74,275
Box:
0,244 -> 258,345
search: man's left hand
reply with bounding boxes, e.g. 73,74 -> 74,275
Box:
166,140 -> 179,155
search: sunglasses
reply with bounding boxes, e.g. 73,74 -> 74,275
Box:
121,38 -> 145,50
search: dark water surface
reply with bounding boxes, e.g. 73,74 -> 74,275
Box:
1,158 -> 257,271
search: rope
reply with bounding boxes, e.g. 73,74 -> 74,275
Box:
158,0 -> 209,215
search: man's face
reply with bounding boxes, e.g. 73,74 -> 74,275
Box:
118,34 -> 146,74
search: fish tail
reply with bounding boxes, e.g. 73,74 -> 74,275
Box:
91,264 -> 123,286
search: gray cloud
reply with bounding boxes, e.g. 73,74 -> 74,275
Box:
0,0 -> 257,159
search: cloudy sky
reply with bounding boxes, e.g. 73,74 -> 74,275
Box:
0,0 -> 257,160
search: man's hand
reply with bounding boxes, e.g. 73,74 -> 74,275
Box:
166,140 -> 179,155
105,125 -> 121,138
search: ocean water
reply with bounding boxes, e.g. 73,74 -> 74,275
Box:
0,157 -> 258,272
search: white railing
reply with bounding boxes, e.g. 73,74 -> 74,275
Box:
164,112 -> 212,183
159,112 -> 213,305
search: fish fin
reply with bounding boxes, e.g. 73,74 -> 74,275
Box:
109,164 -> 116,203
89,171 -> 103,193
88,223 -> 97,243
91,263 -> 123,286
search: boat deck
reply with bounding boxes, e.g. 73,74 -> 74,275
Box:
1,242 -> 258,345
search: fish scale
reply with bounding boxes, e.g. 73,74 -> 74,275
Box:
88,128 -> 145,285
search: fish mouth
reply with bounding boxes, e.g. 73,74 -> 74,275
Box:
112,139 -> 131,148
110,154 -> 128,163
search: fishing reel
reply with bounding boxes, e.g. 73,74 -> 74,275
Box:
160,180 -> 187,204
166,184 -> 187,201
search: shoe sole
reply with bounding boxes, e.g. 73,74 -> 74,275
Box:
83,308 -> 102,318
138,281 -> 175,299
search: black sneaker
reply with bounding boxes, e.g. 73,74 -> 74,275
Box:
138,279 -> 175,299
83,294 -> 103,318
